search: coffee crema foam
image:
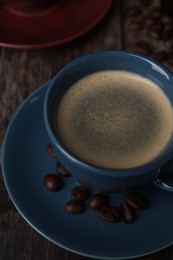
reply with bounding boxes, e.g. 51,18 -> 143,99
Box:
57,71 -> 173,169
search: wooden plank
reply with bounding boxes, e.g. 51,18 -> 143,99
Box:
0,1 -> 122,260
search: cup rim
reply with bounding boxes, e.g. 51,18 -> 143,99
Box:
44,50 -> 173,177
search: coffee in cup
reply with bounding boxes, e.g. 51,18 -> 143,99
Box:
57,70 -> 173,169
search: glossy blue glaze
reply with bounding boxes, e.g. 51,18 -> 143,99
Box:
44,51 -> 173,192
2,84 -> 173,259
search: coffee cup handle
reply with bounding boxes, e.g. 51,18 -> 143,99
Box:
153,168 -> 173,192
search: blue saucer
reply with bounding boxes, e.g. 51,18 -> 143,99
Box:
2,82 -> 173,259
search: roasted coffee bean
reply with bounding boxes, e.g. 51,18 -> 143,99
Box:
99,206 -> 120,223
153,51 -> 169,62
126,7 -> 142,17
65,200 -> 85,214
161,15 -> 173,27
135,41 -> 152,55
144,15 -> 158,26
128,20 -> 142,32
168,55 -> 173,65
56,161 -> 70,177
162,20 -> 173,40
88,194 -> 109,211
150,23 -> 163,32
127,193 -> 147,210
44,174 -> 62,192
47,143 -> 56,158
71,185 -> 90,201
163,30 -> 172,41
149,6 -> 162,19
121,202 -> 134,224
141,0 -> 151,6
163,22 -> 173,32
148,27 -> 162,39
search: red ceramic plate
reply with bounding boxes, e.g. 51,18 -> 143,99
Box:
0,0 -> 112,49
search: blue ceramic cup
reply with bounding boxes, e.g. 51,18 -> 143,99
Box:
44,50 -> 173,193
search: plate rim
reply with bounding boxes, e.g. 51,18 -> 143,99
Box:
0,0 -> 112,49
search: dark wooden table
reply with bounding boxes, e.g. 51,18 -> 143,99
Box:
1,0 -> 173,259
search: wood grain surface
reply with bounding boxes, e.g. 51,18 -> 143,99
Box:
1,0 -> 173,259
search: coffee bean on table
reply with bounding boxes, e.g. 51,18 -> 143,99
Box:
163,21 -> 173,32
88,194 -> 109,211
128,20 -> 143,32
126,193 -> 147,210
153,51 -> 169,62
65,200 -> 85,214
161,15 -> 173,39
149,6 -> 162,19
169,55 -> 173,65
148,27 -> 162,40
47,143 -> 56,158
44,174 -> 63,192
126,7 -> 142,17
71,185 -> 90,201
121,202 -> 134,224
144,15 -> 158,26
141,0 -> 151,6
161,15 -> 173,26
162,29 -> 172,41
56,161 -> 70,177
135,41 -> 152,55
99,206 -> 120,223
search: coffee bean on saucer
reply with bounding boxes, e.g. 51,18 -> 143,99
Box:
99,206 -> 120,223
47,143 -> 56,158
121,202 -> 134,224
56,161 -> 70,177
127,193 -> 147,210
88,194 -> 109,211
71,185 -> 90,201
65,200 -> 85,214
44,174 -> 63,192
